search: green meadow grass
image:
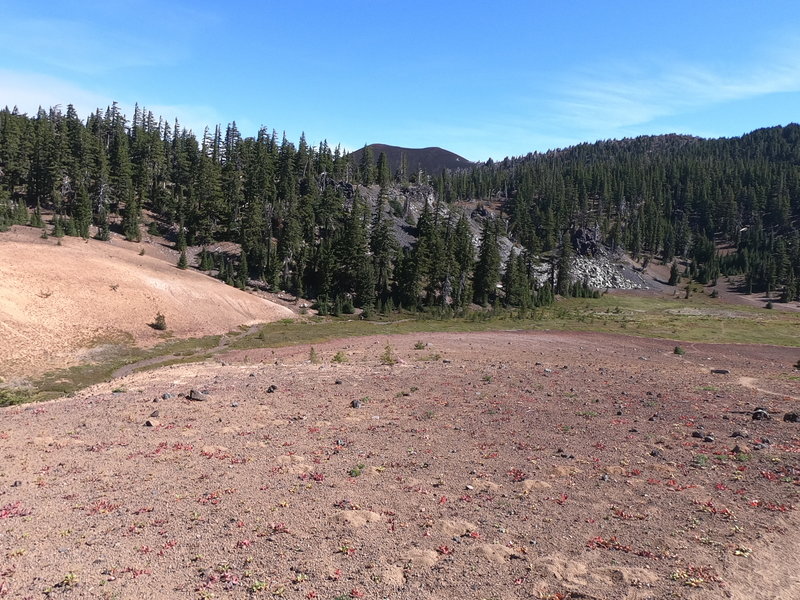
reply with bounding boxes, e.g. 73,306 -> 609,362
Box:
3,290 -> 798,405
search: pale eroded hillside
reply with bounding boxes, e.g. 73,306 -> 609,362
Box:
0,226 -> 294,379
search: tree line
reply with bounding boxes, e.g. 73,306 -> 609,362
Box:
439,129 -> 800,301
0,104 -> 562,313
1,104 -> 798,311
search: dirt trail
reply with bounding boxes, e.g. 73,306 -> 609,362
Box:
110,324 -> 262,379
738,376 -> 800,400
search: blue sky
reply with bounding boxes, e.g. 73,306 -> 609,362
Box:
1,1 -> 799,161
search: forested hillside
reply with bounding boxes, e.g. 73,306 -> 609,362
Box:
1,104 -> 798,314
440,129 -> 800,300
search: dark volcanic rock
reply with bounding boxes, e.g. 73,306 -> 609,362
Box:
752,407 -> 771,421
571,227 -> 600,257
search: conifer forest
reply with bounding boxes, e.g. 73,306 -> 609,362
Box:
1,104 -> 799,311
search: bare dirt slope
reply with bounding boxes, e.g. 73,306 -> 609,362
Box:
0,226 -> 294,379
1,331 -> 797,599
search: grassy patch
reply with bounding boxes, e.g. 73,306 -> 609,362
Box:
0,388 -> 31,407
9,334 -> 223,405
548,293 -> 800,346
6,291 -> 799,406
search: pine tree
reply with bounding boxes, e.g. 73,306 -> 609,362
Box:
199,248 -> 214,271
502,249 -> 533,308
95,204 -> 110,241
236,251 -> 249,289
668,261 -> 680,286
473,219 -> 501,306
178,249 -> 188,269
376,151 -> 391,188
74,182 -> 92,238
370,191 -> 398,303
451,215 -> 474,308
123,195 -> 140,241
358,145 -> 374,185
555,232 -> 573,296
53,215 -> 65,237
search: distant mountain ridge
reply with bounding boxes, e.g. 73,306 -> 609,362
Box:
349,143 -> 474,177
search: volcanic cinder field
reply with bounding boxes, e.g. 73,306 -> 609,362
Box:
1,330 -> 798,599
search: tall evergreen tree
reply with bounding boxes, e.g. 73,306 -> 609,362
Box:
473,218 -> 501,306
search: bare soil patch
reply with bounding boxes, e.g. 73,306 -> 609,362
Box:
0,226 -> 293,380
1,331 -> 798,599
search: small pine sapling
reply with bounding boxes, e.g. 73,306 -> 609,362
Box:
153,312 -> 167,331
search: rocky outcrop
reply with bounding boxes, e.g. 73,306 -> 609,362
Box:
570,255 -> 645,290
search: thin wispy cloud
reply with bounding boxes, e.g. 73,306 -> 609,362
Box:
551,37 -> 800,136
0,18 -> 184,74
0,69 -> 224,137
0,70 -> 110,115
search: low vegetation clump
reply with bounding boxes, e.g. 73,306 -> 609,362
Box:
380,343 -> 397,365
0,388 -> 30,407
152,312 -> 167,331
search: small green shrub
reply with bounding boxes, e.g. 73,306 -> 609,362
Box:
153,312 -> 167,331
380,343 -> 397,365
333,351 -> 348,363
0,388 -> 29,407
348,463 -> 365,477
674,346 -> 685,356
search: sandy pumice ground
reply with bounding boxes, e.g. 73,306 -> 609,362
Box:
1,331 -> 798,599
0,226 -> 293,379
